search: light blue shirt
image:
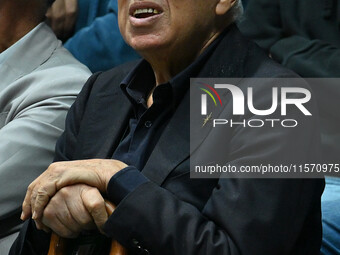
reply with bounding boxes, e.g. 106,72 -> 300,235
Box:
0,23 -> 43,68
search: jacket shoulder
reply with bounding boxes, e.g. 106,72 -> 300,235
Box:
74,60 -> 139,109
89,60 -> 140,93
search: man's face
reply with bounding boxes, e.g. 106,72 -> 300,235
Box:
118,0 -> 219,56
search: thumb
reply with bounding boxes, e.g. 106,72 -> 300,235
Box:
81,188 -> 108,230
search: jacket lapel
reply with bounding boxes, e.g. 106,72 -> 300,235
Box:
78,77 -> 135,159
92,94 -> 133,159
189,77 -> 242,153
142,91 -> 190,185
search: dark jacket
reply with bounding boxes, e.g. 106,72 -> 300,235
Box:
11,25 -> 324,255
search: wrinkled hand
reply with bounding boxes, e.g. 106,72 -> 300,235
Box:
35,184 -> 107,238
21,159 -> 127,221
46,0 -> 78,40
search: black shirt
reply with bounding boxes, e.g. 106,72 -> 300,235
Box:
107,34 -> 223,205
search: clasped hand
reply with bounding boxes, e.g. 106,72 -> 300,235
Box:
21,159 -> 127,238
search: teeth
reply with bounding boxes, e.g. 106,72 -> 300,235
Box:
133,8 -> 160,16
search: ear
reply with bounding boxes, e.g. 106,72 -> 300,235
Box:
216,0 -> 237,16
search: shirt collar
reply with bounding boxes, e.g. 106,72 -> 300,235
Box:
120,28 -> 226,108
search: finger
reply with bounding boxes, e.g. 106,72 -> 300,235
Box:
54,194 -> 83,233
30,188 -> 38,218
21,179 -> 38,220
31,162 -> 70,219
43,214 -> 78,238
45,7 -> 52,19
64,0 -> 78,15
63,0 -> 77,35
81,188 -> 108,230
27,160 -> 119,220
42,197 -> 80,238
60,187 -> 96,231
32,171 -> 82,219
65,189 -> 96,230
55,165 -> 102,192
22,169 -> 54,220
32,181 -> 58,219
22,161 -> 84,220
51,16 -> 65,39
34,219 -> 51,233
50,0 -> 66,38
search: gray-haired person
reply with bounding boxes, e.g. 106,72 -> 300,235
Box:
0,0 -> 91,253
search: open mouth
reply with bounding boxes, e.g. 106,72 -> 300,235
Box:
129,2 -> 163,19
133,8 -> 161,18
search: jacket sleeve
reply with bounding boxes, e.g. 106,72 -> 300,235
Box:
64,1 -> 139,73
54,73 -> 102,162
0,69 -> 90,237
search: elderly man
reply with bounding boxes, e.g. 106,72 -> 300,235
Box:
0,0 -> 91,253
13,0 -> 323,254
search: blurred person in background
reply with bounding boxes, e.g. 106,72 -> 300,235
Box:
239,1 -> 340,254
0,0 -> 91,253
46,0 -> 140,72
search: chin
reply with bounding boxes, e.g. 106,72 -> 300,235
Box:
127,34 -> 169,53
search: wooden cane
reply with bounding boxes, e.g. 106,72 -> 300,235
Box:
47,200 -> 127,255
